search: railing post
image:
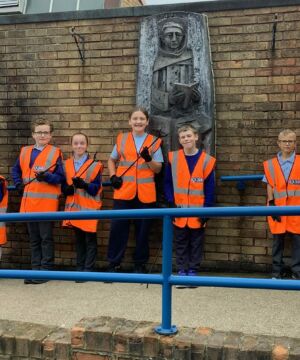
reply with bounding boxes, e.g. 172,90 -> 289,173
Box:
155,215 -> 177,335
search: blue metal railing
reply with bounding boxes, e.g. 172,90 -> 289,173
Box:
220,174 -> 263,190
0,206 -> 300,335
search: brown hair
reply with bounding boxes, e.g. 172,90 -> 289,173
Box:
128,106 -> 149,121
71,132 -> 89,145
31,118 -> 54,133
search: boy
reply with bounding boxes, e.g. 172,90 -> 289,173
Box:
165,124 -> 216,285
11,119 -> 64,284
263,129 -> 300,280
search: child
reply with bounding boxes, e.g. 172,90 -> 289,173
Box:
263,129 -> 300,280
11,119 -> 64,284
107,107 -> 164,273
164,124 -> 216,285
62,132 -> 103,276
0,176 -> 8,261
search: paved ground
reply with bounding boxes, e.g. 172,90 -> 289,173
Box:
1,275 -> 300,338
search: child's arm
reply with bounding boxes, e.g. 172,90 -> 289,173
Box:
267,184 -> 274,202
108,156 -> 117,177
11,157 -> 22,186
204,170 -> 215,207
164,163 -> 175,205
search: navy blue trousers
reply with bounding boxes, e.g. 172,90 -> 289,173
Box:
272,232 -> 300,276
174,225 -> 205,272
107,197 -> 155,266
74,228 -> 97,271
27,221 -> 54,270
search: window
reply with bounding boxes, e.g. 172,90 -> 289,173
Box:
52,0 -> 77,13
25,0 -> 51,14
0,0 -> 25,13
24,0 -> 105,14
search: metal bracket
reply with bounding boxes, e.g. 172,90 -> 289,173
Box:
70,27 -> 85,64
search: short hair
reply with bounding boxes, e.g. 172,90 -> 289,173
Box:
129,106 -> 149,121
278,129 -> 297,139
177,124 -> 198,136
71,132 -> 89,145
31,118 -> 54,133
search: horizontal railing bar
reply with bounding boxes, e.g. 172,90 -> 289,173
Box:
7,181 -> 112,191
169,275 -> 300,290
0,270 -> 163,284
220,175 -> 263,181
0,206 -> 300,222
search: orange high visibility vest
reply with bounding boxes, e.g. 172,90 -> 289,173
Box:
114,132 -> 162,203
19,145 -> 62,213
62,157 -> 103,233
0,176 -> 8,245
263,155 -> 300,234
169,149 -> 216,229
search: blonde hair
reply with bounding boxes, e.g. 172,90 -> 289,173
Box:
278,129 -> 297,140
177,124 -> 198,135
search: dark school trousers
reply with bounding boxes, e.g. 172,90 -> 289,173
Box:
174,225 -> 205,272
27,221 -> 54,270
107,196 -> 155,266
74,227 -> 97,271
272,232 -> 300,276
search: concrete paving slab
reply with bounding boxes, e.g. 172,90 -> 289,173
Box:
1,277 -> 299,338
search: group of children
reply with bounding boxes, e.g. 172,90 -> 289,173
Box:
0,107 -> 299,284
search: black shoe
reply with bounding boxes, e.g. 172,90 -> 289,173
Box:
24,279 -> 48,285
106,263 -> 120,272
134,264 -> 147,273
33,279 -> 49,284
104,264 -> 120,283
24,279 -> 34,285
272,273 -> 282,280
292,273 -> 300,280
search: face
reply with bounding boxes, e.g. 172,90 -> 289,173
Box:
32,124 -> 52,147
278,133 -> 296,156
129,111 -> 149,135
72,134 -> 88,158
178,130 -> 198,152
162,26 -> 184,51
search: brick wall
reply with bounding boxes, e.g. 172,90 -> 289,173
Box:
0,317 -> 299,359
0,2 -> 299,272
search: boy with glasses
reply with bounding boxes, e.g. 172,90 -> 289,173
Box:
11,119 -> 64,284
263,129 -> 300,280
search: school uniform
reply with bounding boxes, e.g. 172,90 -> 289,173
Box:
11,144 -> 64,271
62,154 -> 102,271
165,149 -> 216,273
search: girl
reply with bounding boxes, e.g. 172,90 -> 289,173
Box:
62,133 -> 103,275
107,107 -> 164,273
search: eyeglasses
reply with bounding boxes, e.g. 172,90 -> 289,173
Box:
34,131 -> 51,136
278,140 -> 296,145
